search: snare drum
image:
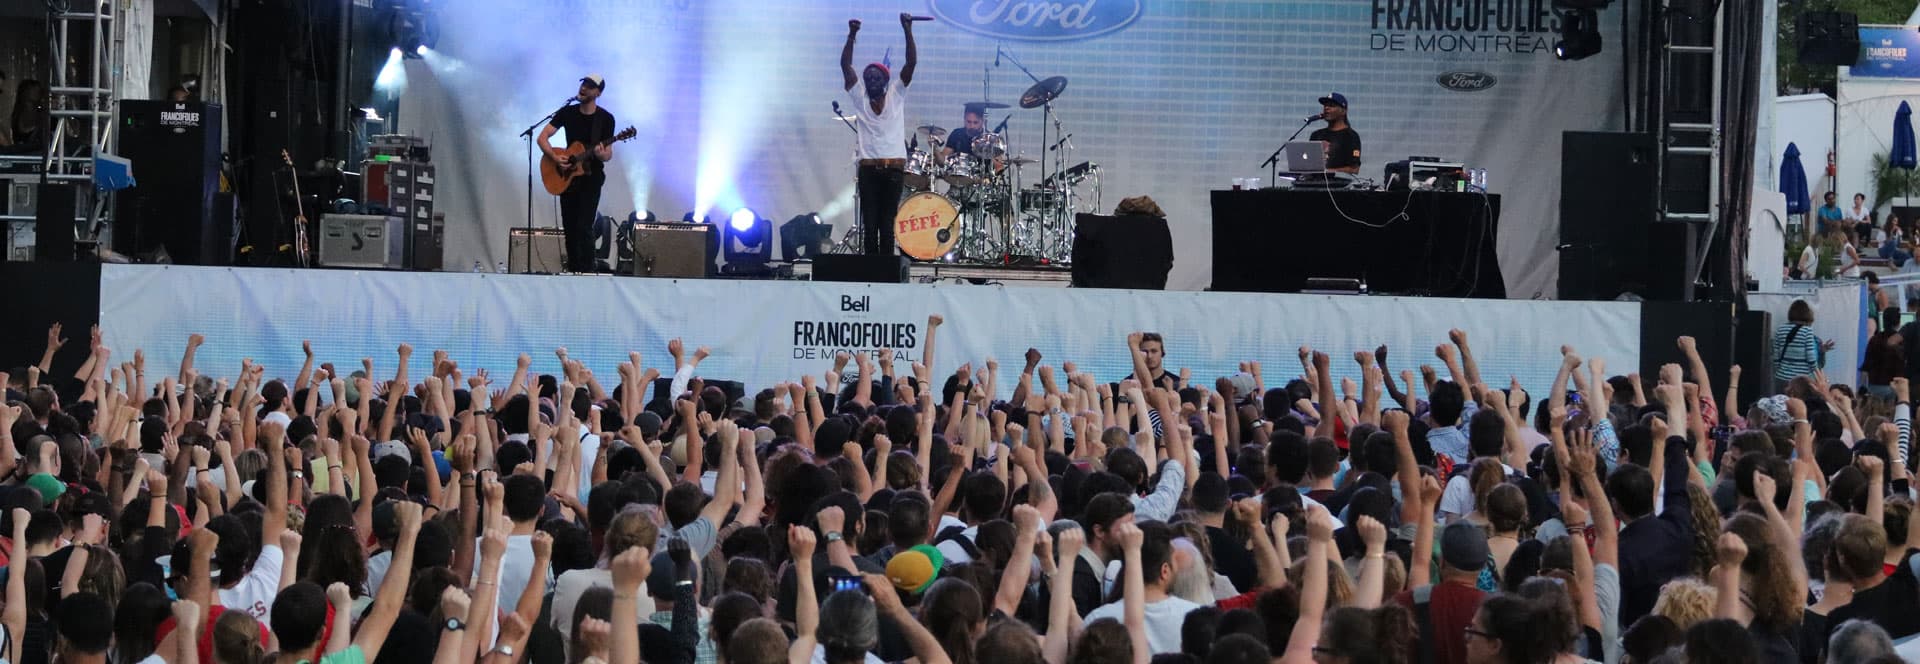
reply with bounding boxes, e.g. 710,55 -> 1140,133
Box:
971,133 -> 1006,159
943,155 -> 981,186
904,149 -> 938,190
894,192 -> 960,261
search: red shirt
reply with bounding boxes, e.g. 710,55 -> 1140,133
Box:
1394,579 -> 1486,664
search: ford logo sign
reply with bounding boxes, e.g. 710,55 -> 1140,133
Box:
1436,71 -> 1497,92
928,0 -> 1144,43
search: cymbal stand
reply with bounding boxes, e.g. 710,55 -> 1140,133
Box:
830,102 -> 862,254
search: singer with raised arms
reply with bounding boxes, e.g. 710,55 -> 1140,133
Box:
841,13 -> 919,257
538,74 -> 617,272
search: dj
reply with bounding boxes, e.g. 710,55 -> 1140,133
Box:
1310,92 -> 1361,175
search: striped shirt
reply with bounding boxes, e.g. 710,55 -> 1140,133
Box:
1771,324 -> 1824,381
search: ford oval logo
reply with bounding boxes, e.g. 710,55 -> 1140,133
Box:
928,0 -> 1145,43
1436,71 -> 1497,92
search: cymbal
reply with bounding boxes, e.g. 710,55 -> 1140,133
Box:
1006,155 -> 1038,166
830,114 -> 856,122
916,125 -> 948,138
1019,77 -> 1068,109
966,101 -> 1012,110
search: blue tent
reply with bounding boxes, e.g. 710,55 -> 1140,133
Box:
1897,101 -> 1918,170
1781,142 -> 1810,215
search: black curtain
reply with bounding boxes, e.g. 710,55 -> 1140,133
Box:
1711,0 -> 1764,304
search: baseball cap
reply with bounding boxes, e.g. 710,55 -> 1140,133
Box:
1317,92 -> 1348,108
581,74 -> 605,90
1228,373 -> 1257,403
886,544 -> 944,593
371,440 -> 412,465
25,473 -> 64,503
1439,521 -> 1490,571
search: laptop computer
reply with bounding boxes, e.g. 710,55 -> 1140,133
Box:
1283,141 -> 1326,172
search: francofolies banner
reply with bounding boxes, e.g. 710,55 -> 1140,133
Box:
400,0 -> 1625,299
1854,26 -> 1920,79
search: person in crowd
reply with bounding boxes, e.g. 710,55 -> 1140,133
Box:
1849,193 -> 1872,239
1820,191 -> 1845,237
1773,299 -> 1835,394
5,317 -> 1917,664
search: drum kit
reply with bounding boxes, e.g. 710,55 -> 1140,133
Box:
840,66 -> 1101,265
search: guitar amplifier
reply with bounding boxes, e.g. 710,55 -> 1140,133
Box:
629,222 -> 711,278
411,212 -> 445,271
317,214 -> 407,269
509,228 -> 567,274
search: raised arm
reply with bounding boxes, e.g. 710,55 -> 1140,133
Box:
787,528 -> 818,664
1448,329 -> 1483,388
4,509 -> 27,664
1115,523 -> 1150,664
994,505 -> 1042,616
1677,336 -> 1715,418
1280,507 -> 1335,664
355,501 -> 422,660
1044,527 -> 1083,664
610,546 -> 651,664
840,19 -> 860,91
898,13 -> 917,86
1352,515 -> 1387,608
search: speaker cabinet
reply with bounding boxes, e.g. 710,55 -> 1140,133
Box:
1560,132 -> 1657,300
1072,213 -> 1173,289
35,184 -> 77,261
509,228 -> 567,274
116,101 -> 225,264
814,254 -> 908,283
629,222 -> 712,278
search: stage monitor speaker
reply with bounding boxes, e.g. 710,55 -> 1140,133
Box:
1071,213 -> 1172,289
412,213 -> 445,272
1733,309 -> 1773,414
509,228 -> 567,274
630,222 -> 712,278
1645,221 -> 1704,302
1559,131 -> 1656,301
1799,11 -> 1860,66
34,184 -> 77,261
814,254 -> 908,283
116,101 -> 225,264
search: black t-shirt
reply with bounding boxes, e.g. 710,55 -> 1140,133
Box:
945,127 -> 981,157
548,104 -> 617,178
1309,124 -> 1362,170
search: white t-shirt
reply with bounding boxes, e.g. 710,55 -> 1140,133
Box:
848,80 -> 907,161
550,567 -> 656,662
218,544 -> 284,629
934,525 -> 979,566
1439,462 -> 1519,518
1082,595 -> 1203,655
1799,244 -> 1819,276
365,549 -> 393,596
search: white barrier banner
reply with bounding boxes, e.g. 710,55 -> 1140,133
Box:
100,265 -> 1641,402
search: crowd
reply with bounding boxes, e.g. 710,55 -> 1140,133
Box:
1,317 -> 1917,664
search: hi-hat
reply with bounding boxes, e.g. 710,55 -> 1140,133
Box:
916,125 -> 949,138
965,101 -> 1012,110
1019,77 -> 1068,109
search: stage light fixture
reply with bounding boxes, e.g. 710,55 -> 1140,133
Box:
779,213 -> 830,261
375,48 -> 408,92
722,209 -> 773,275
1554,8 -> 1602,61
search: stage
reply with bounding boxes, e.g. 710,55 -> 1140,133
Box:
788,259 -> 1072,287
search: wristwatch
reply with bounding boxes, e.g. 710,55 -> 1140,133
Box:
824,531 -> 845,544
492,645 -> 515,658
445,618 -> 466,632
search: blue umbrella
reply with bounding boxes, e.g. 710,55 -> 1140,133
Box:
1897,101 -> 1918,170
1781,142 -> 1810,215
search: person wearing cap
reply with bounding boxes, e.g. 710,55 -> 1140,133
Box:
1393,521 -> 1490,664
1309,92 -> 1361,174
839,12 -> 918,257
537,73 -> 618,273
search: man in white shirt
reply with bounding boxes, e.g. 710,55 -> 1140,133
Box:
839,13 -> 918,257
1082,521 -> 1198,654
482,474 -> 556,614
214,419 -> 293,628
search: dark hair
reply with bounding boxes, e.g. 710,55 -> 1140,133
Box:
1070,618 -> 1133,664
722,558 -> 773,604
1106,447 -> 1149,492
663,481 -> 706,529
1204,634 -> 1269,664
726,618 -> 789,664
1622,615 -> 1683,664
112,582 -> 169,664
1081,492 -> 1135,540
1180,606 -> 1221,658
56,591 -> 114,654
1266,431 -> 1309,485
961,471 -> 1007,522
1476,593 -> 1572,664
1788,299 -> 1815,325
503,474 -> 546,522
1429,381 -> 1466,426
1306,437 -> 1340,479
270,581 -> 330,652
921,578 -> 984,664
571,587 -> 613,664
710,592 -> 764,657
1467,410 -> 1506,460
1138,521 -> 1175,586
1320,605 -> 1417,664
977,620 -> 1046,664
305,524 -> 368,596
1733,453 -> 1793,512
1607,463 -> 1656,520
889,491 -> 931,547
1683,618 -> 1759,664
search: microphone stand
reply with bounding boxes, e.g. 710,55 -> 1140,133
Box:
998,47 -> 1050,182
1260,118 -> 1317,188
519,101 -> 574,274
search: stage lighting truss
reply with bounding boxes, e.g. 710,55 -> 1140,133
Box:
386,6 -> 439,57
723,209 -> 773,266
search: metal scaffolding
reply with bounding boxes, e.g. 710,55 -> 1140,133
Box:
43,0 -> 123,242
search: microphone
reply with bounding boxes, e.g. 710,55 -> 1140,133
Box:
1305,113 -> 1324,123
994,116 -> 1009,133
995,46 -> 1002,66
833,100 -> 843,115
909,15 -> 935,21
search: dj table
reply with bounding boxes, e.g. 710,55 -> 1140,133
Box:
1210,189 -> 1505,299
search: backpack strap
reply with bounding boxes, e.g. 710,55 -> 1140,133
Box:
935,525 -> 981,559
1777,325 -> 1804,364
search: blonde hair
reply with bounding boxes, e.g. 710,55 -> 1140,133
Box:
1652,577 -> 1717,631
212,609 -> 267,664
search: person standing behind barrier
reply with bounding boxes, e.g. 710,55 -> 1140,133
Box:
1772,299 -> 1833,395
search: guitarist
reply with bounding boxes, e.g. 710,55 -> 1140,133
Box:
538,74 -> 616,273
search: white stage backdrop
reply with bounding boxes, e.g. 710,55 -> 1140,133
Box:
392,0 -> 1626,297
98,265 -> 1641,402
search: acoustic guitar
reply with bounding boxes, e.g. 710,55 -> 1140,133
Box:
540,125 -> 636,195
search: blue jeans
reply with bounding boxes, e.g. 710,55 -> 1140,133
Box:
1882,241 -> 1912,267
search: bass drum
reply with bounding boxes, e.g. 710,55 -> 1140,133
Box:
894,192 -> 960,261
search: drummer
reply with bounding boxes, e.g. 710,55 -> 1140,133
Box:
939,103 -> 1006,171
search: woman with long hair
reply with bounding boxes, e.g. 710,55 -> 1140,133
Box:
1716,509 -> 1807,663
919,578 -> 985,664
